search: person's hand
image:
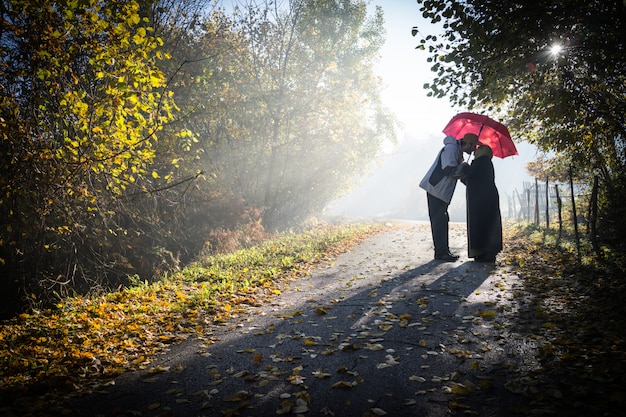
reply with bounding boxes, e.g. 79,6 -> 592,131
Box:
453,163 -> 468,177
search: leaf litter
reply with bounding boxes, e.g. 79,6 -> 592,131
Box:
3,222 -> 625,416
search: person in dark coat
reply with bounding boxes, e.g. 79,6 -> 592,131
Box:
462,144 -> 502,262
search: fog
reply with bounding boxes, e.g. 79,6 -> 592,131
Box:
325,2 -> 539,222
325,132 -> 538,222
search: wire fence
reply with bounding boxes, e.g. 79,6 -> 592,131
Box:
504,173 -> 600,262
505,178 -> 590,227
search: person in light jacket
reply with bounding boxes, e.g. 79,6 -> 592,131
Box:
420,133 -> 477,261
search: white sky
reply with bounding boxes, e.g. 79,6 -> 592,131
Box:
328,1 -> 538,221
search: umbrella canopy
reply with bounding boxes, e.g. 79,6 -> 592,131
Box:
442,112 -> 518,158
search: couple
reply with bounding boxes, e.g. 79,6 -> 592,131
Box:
419,133 -> 502,263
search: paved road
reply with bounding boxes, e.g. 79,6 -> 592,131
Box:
64,222 -> 536,417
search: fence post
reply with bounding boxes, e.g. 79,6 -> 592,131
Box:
555,184 -> 562,239
535,178 -> 540,225
545,176 -> 550,229
590,175 -> 599,255
569,166 -> 581,263
525,188 -> 531,221
515,189 -> 523,221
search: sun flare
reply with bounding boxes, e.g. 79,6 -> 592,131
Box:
549,43 -> 563,56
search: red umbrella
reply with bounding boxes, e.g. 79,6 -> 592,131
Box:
442,112 -> 518,158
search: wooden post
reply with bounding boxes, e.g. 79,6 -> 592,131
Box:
555,184 -> 562,239
526,188 -> 531,221
514,189 -> 522,221
569,166 -> 581,263
545,176 -> 550,229
535,178 -> 540,225
590,175 -> 599,255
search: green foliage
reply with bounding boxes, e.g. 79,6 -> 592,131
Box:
180,222 -> 380,308
414,0 -> 626,242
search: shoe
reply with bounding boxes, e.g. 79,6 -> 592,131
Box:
435,252 -> 459,262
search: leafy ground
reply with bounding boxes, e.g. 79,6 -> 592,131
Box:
498,223 -> 626,416
0,223 -> 388,415
1,221 -> 626,416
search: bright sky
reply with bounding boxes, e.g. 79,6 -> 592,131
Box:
328,1 -> 538,220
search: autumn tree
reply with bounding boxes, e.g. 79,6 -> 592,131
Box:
129,0 -> 272,260
142,0 -> 396,249
0,0 -> 395,317
216,0 -> 396,229
0,0 -> 178,317
413,0 -> 626,240
146,0 -> 396,233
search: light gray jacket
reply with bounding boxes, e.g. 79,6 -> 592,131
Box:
419,135 -> 464,204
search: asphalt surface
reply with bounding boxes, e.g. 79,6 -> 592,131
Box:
62,222 -> 538,417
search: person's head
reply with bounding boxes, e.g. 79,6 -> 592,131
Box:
475,144 -> 493,159
459,133 -> 478,154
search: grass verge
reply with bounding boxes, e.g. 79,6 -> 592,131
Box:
0,222 -> 389,407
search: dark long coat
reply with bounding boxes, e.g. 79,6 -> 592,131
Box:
463,154 -> 503,258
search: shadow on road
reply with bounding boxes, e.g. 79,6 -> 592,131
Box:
63,224 -> 530,417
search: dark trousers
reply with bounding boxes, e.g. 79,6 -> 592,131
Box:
427,193 -> 450,255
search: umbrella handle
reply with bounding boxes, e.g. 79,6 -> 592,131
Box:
478,123 -> 485,141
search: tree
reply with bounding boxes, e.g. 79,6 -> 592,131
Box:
0,0 -> 396,317
153,0 -> 396,231
413,0 -> 626,240
0,0 -> 178,317
221,0 -> 396,228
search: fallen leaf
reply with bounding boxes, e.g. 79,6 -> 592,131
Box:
478,310 -> 496,320
314,307 -> 329,315
340,343 -> 360,351
223,390 -> 252,402
331,380 -> 355,389
303,338 -> 318,346
147,365 -> 170,374
377,322 -> 393,331
365,343 -> 384,351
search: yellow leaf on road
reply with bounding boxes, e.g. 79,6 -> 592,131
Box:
331,380 -> 355,389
